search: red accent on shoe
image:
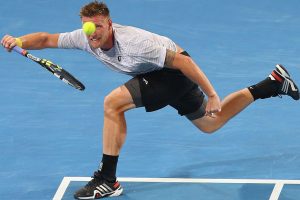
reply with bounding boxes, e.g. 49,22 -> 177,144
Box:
272,71 -> 283,82
113,182 -> 120,188
95,193 -> 101,198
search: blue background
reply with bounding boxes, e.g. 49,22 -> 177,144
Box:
1,0 -> 300,199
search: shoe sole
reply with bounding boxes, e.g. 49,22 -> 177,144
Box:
276,64 -> 290,77
275,64 -> 299,100
75,187 -> 123,199
108,187 -> 123,197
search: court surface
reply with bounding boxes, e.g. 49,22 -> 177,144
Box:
1,0 -> 300,200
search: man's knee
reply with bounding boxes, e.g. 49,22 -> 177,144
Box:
200,126 -> 218,134
104,94 -> 117,113
104,91 -> 123,114
104,86 -> 135,114
192,116 -> 224,134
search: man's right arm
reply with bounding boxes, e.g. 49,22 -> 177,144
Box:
1,32 -> 59,51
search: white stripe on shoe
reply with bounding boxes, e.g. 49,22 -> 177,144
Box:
276,64 -> 290,77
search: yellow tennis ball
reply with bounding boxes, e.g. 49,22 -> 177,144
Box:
82,22 -> 96,35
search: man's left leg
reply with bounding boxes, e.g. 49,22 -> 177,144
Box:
192,64 -> 299,133
192,88 -> 253,133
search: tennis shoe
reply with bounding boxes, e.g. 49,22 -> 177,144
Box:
74,171 -> 123,199
269,64 -> 299,100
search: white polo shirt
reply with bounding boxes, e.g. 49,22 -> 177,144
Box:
58,23 -> 177,76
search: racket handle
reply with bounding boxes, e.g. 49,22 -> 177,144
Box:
13,46 -> 27,56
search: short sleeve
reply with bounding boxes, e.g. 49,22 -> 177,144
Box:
58,29 -> 88,50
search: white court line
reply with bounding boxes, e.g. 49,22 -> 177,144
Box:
53,177 -> 300,200
269,182 -> 284,200
53,177 -> 72,200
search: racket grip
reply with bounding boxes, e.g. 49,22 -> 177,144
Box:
13,46 -> 27,56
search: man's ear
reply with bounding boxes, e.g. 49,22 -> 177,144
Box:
108,18 -> 112,26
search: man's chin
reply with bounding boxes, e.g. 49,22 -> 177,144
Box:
89,42 -> 101,49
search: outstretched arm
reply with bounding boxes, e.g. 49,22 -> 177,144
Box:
1,32 -> 59,51
164,49 -> 221,115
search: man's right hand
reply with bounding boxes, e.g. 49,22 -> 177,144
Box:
1,35 -> 18,52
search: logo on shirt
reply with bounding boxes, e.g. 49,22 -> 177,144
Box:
118,56 -> 122,62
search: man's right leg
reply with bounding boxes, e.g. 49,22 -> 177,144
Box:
74,85 -> 136,199
102,85 -> 136,156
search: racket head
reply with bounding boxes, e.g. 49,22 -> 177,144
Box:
39,59 -> 85,91
56,68 -> 85,91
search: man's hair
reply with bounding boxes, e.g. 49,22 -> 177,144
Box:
80,1 -> 110,18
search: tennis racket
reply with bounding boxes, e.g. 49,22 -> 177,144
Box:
13,46 -> 85,91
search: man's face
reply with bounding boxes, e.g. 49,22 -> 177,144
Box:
81,15 -> 112,49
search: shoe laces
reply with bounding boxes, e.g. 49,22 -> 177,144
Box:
86,171 -> 103,188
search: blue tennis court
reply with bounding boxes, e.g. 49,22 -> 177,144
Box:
1,0 -> 300,200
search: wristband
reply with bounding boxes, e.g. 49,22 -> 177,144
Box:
15,38 -> 23,48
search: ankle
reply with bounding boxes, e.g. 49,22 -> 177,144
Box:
248,77 -> 280,100
98,154 -> 119,182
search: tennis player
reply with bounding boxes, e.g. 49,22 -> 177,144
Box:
1,1 -> 299,199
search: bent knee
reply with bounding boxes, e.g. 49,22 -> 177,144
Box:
200,126 -> 218,134
192,116 -> 224,134
103,93 -> 122,113
103,95 -> 115,111
194,120 -> 223,134
104,86 -> 135,113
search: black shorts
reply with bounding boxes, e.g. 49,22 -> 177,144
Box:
124,52 -> 206,120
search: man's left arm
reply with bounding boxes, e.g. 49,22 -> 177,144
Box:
164,49 -> 221,114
